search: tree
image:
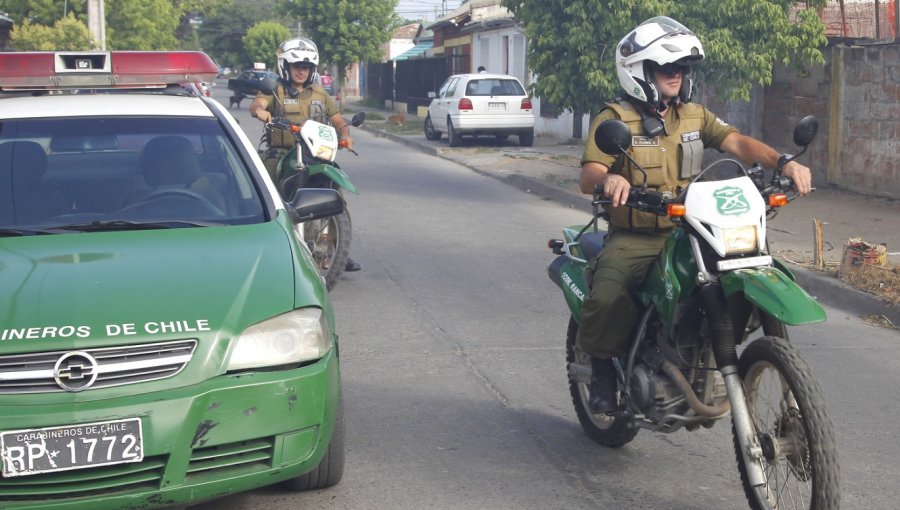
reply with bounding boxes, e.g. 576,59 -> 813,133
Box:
105,0 -> 183,50
502,0 -> 828,117
198,0 -> 281,69
243,22 -> 292,69
10,13 -> 93,51
0,0 -> 86,27
277,0 -> 399,93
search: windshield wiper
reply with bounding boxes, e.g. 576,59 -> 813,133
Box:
0,227 -> 63,236
50,220 -> 226,232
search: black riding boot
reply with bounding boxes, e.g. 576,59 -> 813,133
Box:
344,257 -> 361,272
589,357 -> 617,414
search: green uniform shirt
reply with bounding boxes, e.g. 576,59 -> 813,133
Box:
582,100 -> 737,232
257,82 -> 339,148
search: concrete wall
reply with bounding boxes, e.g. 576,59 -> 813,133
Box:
704,42 -> 899,199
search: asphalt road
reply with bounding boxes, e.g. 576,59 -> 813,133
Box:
189,82 -> 900,510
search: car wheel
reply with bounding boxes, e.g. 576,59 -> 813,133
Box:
424,114 -> 442,141
283,400 -> 345,490
448,118 -> 462,147
519,128 -> 534,147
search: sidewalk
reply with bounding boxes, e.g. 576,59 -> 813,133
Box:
349,102 -> 900,326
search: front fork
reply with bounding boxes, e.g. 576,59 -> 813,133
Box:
723,366 -> 767,488
690,235 -> 768,489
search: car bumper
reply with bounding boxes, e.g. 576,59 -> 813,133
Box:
0,349 -> 340,509
451,114 -> 534,133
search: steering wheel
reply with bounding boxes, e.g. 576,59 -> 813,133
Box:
119,189 -> 226,217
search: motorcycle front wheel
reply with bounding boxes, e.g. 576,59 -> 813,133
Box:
303,208 -> 352,290
733,336 -> 840,510
566,317 -> 637,448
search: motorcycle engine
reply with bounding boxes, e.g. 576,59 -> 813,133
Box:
629,363 -> 686,417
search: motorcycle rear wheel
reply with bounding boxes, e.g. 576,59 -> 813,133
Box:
302,208 -> 352,290
566,317 -> 638,447
733,336 -> 840,510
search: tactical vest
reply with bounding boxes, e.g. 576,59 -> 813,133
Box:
603,99 -> 705,232
268,82 -> 331,148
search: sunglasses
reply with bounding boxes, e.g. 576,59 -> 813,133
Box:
652,63 -> 684,76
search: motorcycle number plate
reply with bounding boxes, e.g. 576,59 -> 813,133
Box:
488,102 -> 506,111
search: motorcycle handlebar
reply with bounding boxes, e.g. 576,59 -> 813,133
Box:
592,184 -> 670,216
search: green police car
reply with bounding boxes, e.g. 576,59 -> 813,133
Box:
0,51 -> 344,508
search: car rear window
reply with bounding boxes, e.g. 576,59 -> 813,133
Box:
464,79 -> 525,96
0,117 -> 266,230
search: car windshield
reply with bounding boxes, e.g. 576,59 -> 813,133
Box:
464,79 -> 525,96
0,116 -> 266,232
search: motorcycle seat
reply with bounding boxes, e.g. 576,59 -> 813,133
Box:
580,231 -> 607,261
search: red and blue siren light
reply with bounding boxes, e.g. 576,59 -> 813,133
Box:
0,51 -> 219,90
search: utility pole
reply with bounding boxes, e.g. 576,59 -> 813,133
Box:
87,0 -> 106,50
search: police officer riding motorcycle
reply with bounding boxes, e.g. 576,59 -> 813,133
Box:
250,38 -> 361,276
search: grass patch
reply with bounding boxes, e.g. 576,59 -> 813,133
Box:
839,261 -> 900,307
378,118 -> 425,134
364,111 -> 385,121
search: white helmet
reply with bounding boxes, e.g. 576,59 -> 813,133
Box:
615,17 -> 705,106
277,37 -> 319,86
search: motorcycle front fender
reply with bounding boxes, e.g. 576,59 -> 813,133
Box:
720,266 -> 826,325
308,163 -> 358,194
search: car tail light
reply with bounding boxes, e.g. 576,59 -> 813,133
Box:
521,98 -> 533,110
459,98 -> 473,111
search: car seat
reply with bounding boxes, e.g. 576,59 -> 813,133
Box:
0,141 -> 70,224
124,135 -> 226,217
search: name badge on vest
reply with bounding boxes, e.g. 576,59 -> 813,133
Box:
284,98 -> 299,105
632,136 -> 659,147
681,130 -> 701,143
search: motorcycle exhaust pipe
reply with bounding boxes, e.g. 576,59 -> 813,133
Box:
660,360 -> 731,417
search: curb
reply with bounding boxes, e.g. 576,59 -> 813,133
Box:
362,125 -> 898,326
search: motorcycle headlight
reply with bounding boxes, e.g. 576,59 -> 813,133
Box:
721,226 -> 758,254
227,308 -> 330,371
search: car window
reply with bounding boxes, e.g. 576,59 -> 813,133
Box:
0,117 -> 266,229
463,79 -> 525,96
437,78 -> 452,98
445,77 -> 461,98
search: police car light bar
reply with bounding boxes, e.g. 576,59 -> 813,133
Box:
0,51 -> 219,90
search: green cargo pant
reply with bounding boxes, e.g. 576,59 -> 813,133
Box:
576,229 -> 669,359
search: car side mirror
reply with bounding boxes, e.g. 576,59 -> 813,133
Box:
351,112 -> 366,127
594,119 -> 633,155
793,115 -> 818,147
428,91 -> 436,99
290,188 -> 344,223
259,77 -> 278,95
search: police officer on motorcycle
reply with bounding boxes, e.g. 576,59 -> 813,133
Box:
578,17 -> 812,414
249,37 -> 361,273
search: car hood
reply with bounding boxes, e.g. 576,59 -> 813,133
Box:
0,222 -> 315,353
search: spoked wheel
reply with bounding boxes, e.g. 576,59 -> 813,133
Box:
566,317 -> 637,447
734,336 -> 840,510
302,208 -> 352,290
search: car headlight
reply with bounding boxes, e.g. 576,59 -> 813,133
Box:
721,225 -> 758,254
227,308 -> 330,371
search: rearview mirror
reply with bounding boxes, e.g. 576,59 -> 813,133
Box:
290,188 -> 344,223
351,112 -> 366,127
428,91 -> 436,99
594,119 -> 633,155
793,116 -> 818,147
259,76 -> 278,95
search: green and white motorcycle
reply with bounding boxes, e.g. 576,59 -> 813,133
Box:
258,77 -> 365,289
547,116 -> 839,509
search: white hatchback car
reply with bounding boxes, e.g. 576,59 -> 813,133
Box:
425,73 -> 535,147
